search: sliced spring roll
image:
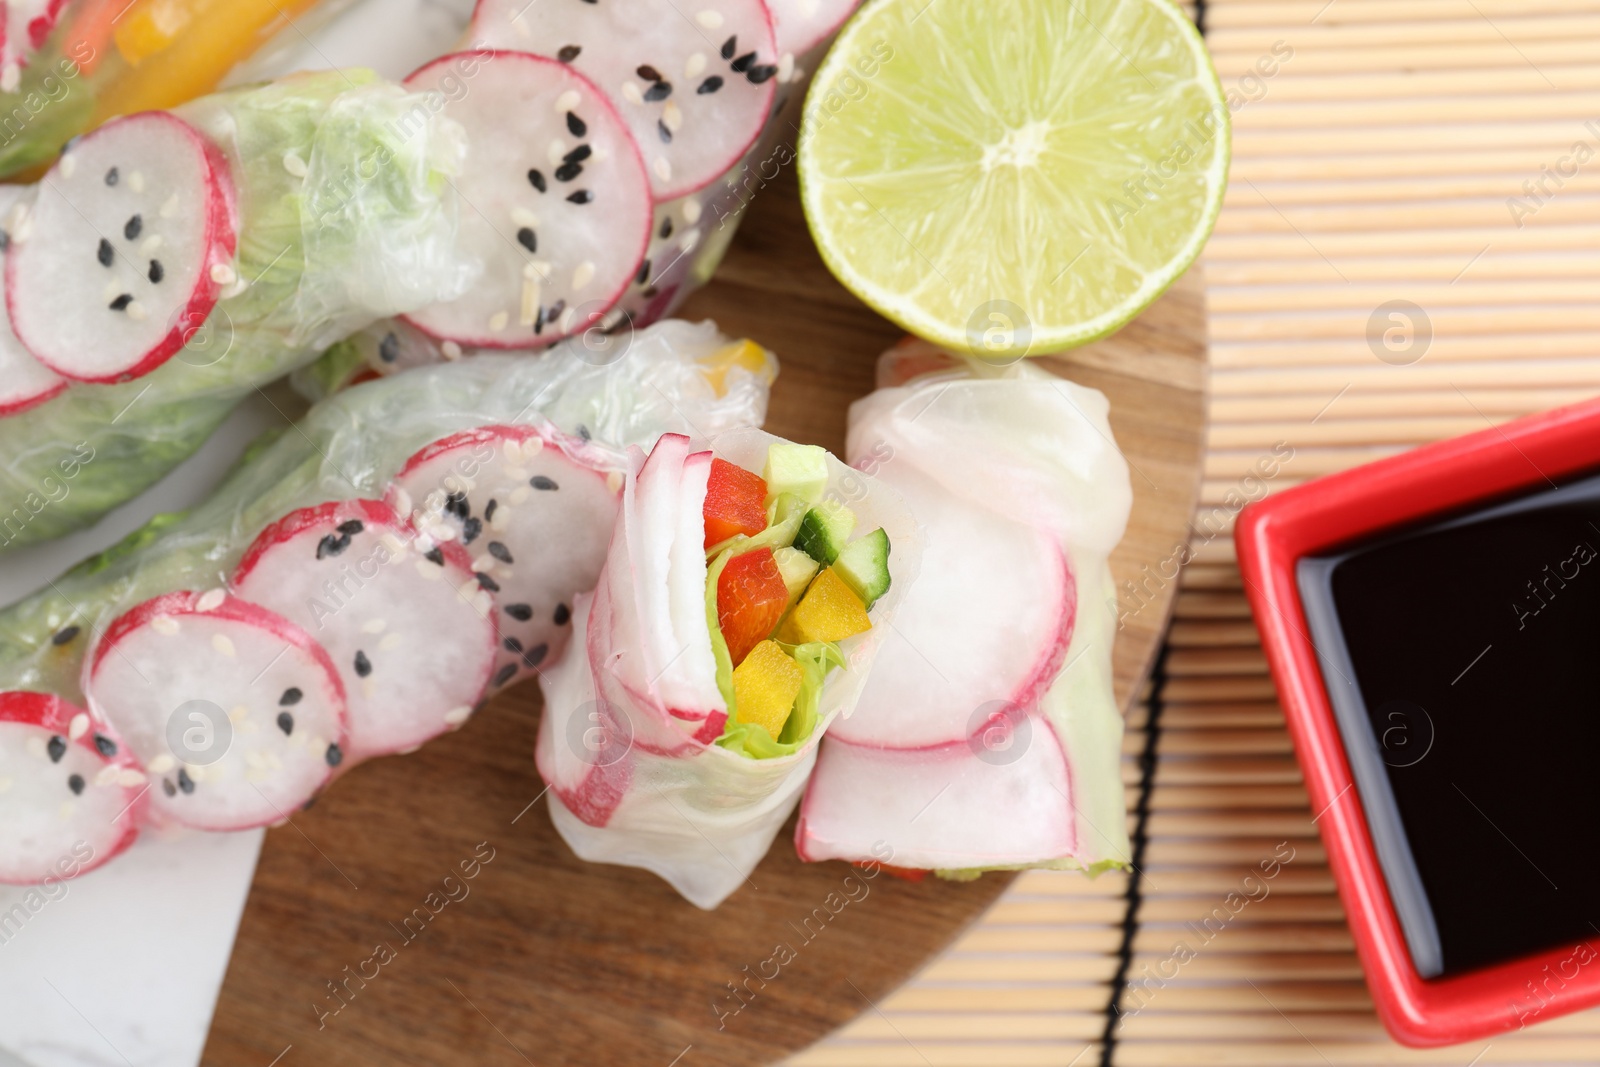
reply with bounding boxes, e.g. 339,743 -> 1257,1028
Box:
537,429 -> 920,909
795,341 -> 1133,876
0,68 -> 475,549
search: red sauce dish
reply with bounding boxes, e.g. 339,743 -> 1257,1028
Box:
1235,396 -> 1600,1047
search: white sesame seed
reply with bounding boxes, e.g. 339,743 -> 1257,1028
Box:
104,279 -> 121,301
59,154 -> 76,179
444,705 -> 472,726
520,276 -> 539,327
196,588 -> 226,613
161,193 -> 180,218
441,340 -> 462,361
128,171 -> 145,193
148,754 -> 176,774
0,64 -> 20,93
389,491 -> 413,523
126,300 -> 147,322
473,591 -> 494,616
457,579 -> 480,603
379,632 -> 403,652
685,52 -> 706,78
415,559 -> 443,581
25,736 -> 46,761
283,152 -> 308,178
547,137 -> 567,165
523,435 -> 543,455
621,81 -> 644,106
509,486 -> 531,506
572,260 -> 595,291
289,731 -> 307,749
362,618 -> 387,634
489,310 -> 510,332
10,210 -> 29,246
679,227 -> 701,255
491,507 -> 512,532
607,470 -> 624,492
683,199 -> 703,224
210,263 -> 237,286
696,9 -> 725,29
228,705 -> 249,724
152,615 -> 179,636
653,156 -> 673,182
778,52 -> 796,82
212,634 -> 236,658
95,764 -> 120,787
59,801 -> 75,820
141,234 -> 163,254
512,207 -> 539,228
68,713 -> 88,740
663,100 -> 683,132
117,768 -> 147,787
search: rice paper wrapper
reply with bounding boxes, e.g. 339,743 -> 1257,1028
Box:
537,428 -> 922,909
796,346 -> 1133,874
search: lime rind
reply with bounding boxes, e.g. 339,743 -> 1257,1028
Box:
798,0 -> 1229,358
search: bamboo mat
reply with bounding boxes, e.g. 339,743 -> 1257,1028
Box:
789,1 -> 1600,1063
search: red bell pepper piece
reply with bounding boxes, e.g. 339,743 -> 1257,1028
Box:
703,458 -> 768,549
716,548 -> 789,667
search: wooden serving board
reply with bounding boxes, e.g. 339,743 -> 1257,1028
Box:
201,163 -> 1206,1066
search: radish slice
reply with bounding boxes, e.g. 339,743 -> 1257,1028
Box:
400,51 -> 651,349
232,499 -> 498,760
84,591 -> 347,831
767,0 -> 860,59
0,188 -> 65,415
6,111 -> 237,383
390,423 -> 622,691
0,691 -> 143,885
470,0 -> 779,201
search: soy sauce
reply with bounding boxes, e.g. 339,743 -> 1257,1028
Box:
1300,472 -> 1600,977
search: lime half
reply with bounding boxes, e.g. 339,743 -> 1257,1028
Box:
798,0 -> 1228,358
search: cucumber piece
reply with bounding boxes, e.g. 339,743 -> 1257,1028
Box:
763,442 -> 829,504
793,499 -> 856,565
834,527 -> 892,609
773,546 -> 820,609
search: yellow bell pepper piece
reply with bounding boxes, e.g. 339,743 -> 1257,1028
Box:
780,567 -> 871,645
732,640 -> 804,740
698,339 -> 771,397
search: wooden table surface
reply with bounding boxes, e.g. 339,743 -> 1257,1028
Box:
202,162 -> 1207,1067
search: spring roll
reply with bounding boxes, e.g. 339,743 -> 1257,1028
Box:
537,429 -> 919,908
796,341 -> 1133,876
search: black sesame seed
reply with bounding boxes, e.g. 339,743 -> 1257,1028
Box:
124,214 -> 142,240
720,35 -> 737,59
566,190 -> 593,205
528,168 -> 547,192
554,161 -> 584,182
445,491 -> 470,519
487,541 -> 514,564
462,516 -> 482,544
503,636 -> 524,654
109,293 -> 133,311
148,259 -> 164,284
534,306 -> 546,335
0,229 -> 9,251
554,603 -> 572,626
636,63 -> 663,81
337,519 -> 364,536
68,773 -> 85,795
51,625 -> 80,646
747,64 -> 778,84
558,44 -> 582,61
522,643 -> 549,669
566,111 -> 587,137
47,735 -> 66,763
577,424 -> 591,441
505,603 -> 533,622
177,768 -> 194,794
659,217 -> 674,239
97,238 -> 114,267
94,735 -> 117,758
378,331 -> 400,363
476,572 -> 501,593
531,475 -> 558,490
658,120 -> 672,144
643,80 -> 673,102
277,711 -> 294,736
563,144 -> 592,165
493,663 -> 518,687
302,795 -> 317,811
636,258 -> 652,285
104,166 -> 119,186
641,286 -> 659,298
485,499 -> 498,523
325,743 -> 343,767
516,226 -> 537,253
353,650 -> 372,677
280,687 -> 303,706
425,546 -> 445,566
162,778 -> 177,797
730,51 -> 756,73
698,76 -> 724,94
547,299 -> 566,321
